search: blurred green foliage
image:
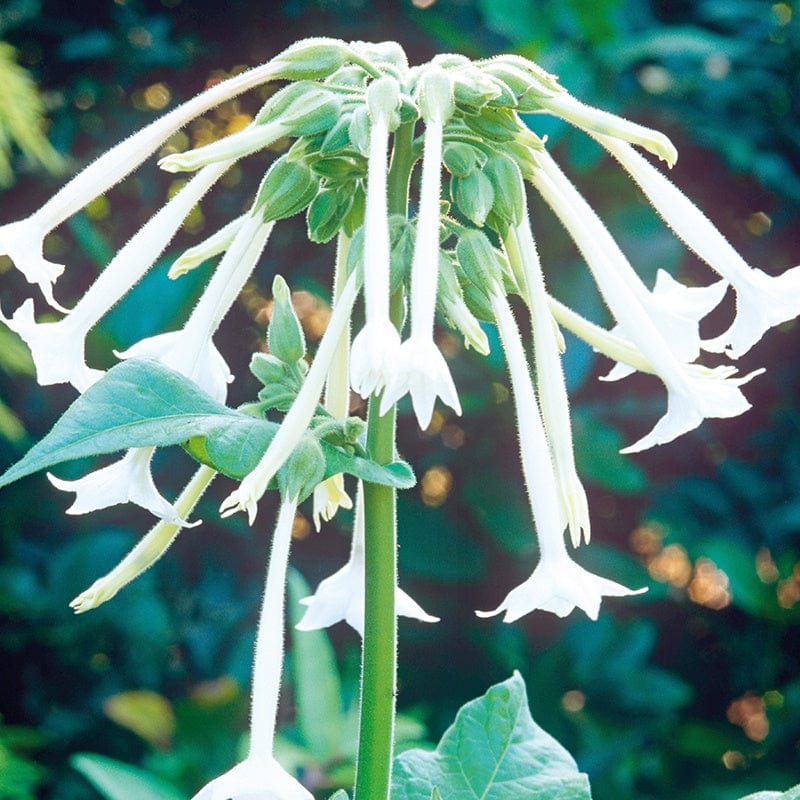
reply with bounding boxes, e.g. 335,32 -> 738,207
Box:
0,1 -> 798,799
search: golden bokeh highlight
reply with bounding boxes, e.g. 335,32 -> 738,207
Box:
726,693 -> 769,742
420,465 -> 453,507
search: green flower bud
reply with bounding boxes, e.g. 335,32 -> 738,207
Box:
366,75 -> 401,124
484,153 -> 525,228
451,169 -> 494,227
341,182 -> 365,237
320,113 -> 353,153
278,436 -> 326,503
311,154 -> 366,181
268,275 -> 306,364
250,352 -> 287,386
307,185 -> 354,244
257,81 -> 343,137
348,106 -> 370,157
270,37 -> 353,81
443,141 -> 485,178
462,107 -> 520,142
418,65 -> 455,124
256,155 -> 319,222
456,229 -> 511,300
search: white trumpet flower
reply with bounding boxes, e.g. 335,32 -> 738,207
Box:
298,484 -> 439,635
350,75 -> 401,399
381,67 -> 461,429
597,135 -> 800,358
503,213 -> 590,547
0,61 -> 280,307
190,498 -> 312,800
0,161 -> 230,392
534,148 -> 727,374
477,291 -> 644,622
531,161 -> 761,453
220,270 -> 361,524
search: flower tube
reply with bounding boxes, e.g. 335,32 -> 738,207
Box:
0,160 -> 231,392
534,148 -> 727,377
68,465 -> 216,613
380,67 -> 461,430
0,61 -> 282,308
190,497 -> 312,800
313,234 -> 354,529
596,134 -> 800,358
530,161 -> 761,453
220,269 -> 362,524
349,75 -> 402,399
503,212 -> 590,547
298,483 -> 438,635
477,290 -> 644,622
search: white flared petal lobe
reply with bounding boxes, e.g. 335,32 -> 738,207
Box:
621,365 -> 763,453
601,271 -> 728,381
477,551 -> 646,623
189,755 -> 312,800
704,264 -> 800,358
296,559 -> 439,637
0,220 -> 67,310
379,336 -> 461,429
0,299 -> 102,391
116,332 -> 233,403
47,446 -> 194,524
349,318 -> 401,399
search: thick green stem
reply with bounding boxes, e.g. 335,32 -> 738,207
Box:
353,117 -> 415,800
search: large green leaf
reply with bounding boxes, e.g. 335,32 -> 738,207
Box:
70,753 -> 183,800
0,359 -> 414,491
392,672 -> 592,800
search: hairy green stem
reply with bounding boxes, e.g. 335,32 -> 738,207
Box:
353,118 -> 415,800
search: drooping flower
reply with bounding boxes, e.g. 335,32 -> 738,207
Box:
298,484 -> 439,636
533,148 -> 727,374
477,289 -> 644,622
349,75 -> 402,399
380,67 -> 461,429
502,209 -> 590,546
0,60 -> 280,307
190,497 -> 311,800
220,270 -> 361,524
69,465 -> 216,613
530,158 -> 761,453
0,161 -> 231,392
596,135 -> 800,358
47,446 -> 195,525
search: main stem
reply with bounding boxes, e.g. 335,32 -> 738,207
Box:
353,118 -> 416,800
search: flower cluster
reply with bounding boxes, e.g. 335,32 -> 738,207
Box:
2,37 -> 798,798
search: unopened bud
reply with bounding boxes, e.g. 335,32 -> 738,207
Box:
256,155 -> 319,222
278,436 -> 326,503
366,75 -> 401,123
268,275 -> 306,364
418,65 -> 454,124
270,37 -> 353,81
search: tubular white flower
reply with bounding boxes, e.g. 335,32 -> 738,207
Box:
381,67 -> 461,429
0,61 -> 280,307
68,465 -> 216,613
313,235 -> 354,530
0,160 -> 231,392
297,484 -> 439,636
534,148 -> 727,374
220,270 -> 361,524
47,446 -> 194,524
190,497 -> 312,800
350,75 -> 401,398
158,120 -> 285,173
536,90 -> 678,166
476,291 -> 644,622
531,161 -> 761,452
596,134 -> 800,358
503,214 -> 590,547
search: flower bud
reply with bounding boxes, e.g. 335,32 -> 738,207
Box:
250,352 -> 287,386
456,229 -> 511,300
268,275 -> 306,364
443,142 -> 485,178
256,155 -> 319,222
270,37 -> 353,81
366,75 -> 401,124
278,436 -> 326,502
418,65 -> 455,124
484,153 -> 525,228
451,169 -> 494,227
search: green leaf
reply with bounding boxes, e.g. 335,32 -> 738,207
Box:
70,753 -> 183,800
0,359 -> 414,490
739,786 -> 800,800
288,569 -> 345,763
392,671 -> 592,800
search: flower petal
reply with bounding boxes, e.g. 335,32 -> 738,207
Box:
349,318 -> 401,399
189,755 -> 312,800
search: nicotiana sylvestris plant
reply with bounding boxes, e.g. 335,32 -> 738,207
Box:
1,36 -> 799,800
